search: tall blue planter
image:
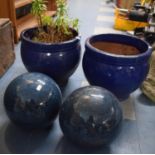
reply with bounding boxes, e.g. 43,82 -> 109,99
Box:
21,27 -> 81,86
83,33 -> 152,100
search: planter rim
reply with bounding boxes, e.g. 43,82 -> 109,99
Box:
21,27 -> 81,46
85,33 -> 152,59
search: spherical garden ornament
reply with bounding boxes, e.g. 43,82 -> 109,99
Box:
59,86 -> 123,147
4,72 -> 62,129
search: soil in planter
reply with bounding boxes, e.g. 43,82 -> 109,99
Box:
33,27 -> 77,43
91,41 -> 140,55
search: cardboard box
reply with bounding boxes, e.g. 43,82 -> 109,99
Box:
0,18 -> 15,77
118,0 -> 135,9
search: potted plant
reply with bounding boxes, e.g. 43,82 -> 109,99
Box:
82,33 -> 152,100
20,0 -> 81,86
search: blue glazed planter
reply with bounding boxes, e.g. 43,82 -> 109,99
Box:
21,27 -> 81,86
82,33 -> 152,100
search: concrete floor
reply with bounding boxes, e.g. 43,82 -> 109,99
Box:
0,0 -> 155,153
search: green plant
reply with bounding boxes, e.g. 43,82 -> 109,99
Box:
31,0 -> 47,27
31,0 -> 79,43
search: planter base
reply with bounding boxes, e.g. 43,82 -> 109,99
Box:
57,78 -> 69,87
118,94 -> 130,101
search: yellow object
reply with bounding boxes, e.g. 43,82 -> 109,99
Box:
141,0 -> 152,6
114,8 -> 148,31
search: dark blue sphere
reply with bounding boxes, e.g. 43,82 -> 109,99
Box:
59,86 -> 122,147
4,72 -> 62,129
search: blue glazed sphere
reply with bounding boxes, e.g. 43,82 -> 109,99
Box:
83,33 -> 152,100
4,73 -> 62,129
59,86 -> 122,147
21,27 -> 81,86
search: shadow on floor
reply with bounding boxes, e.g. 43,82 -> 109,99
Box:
137,93 -> 155,106
54,136 -> 111,154
4,123 -> 52,154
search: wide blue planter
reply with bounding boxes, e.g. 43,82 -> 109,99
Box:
83,33 -> 152,100
21,27 -> 81,86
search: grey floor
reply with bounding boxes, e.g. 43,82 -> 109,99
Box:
0,0 -> 155,153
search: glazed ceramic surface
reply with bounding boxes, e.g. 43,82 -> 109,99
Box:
21,27 -> 81,86
4,72 -> 62,129
83,33 -> 152,100
59,86 -> 122,147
